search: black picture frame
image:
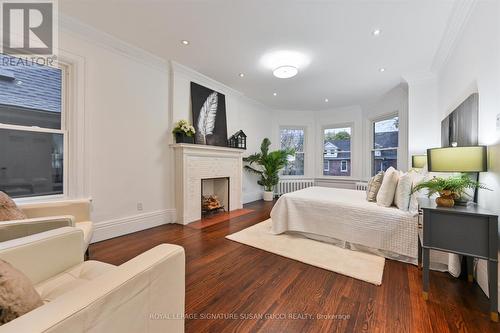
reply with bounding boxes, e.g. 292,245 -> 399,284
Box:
190,82 -> 228,147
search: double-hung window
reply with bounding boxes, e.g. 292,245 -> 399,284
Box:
323,126 -> 351,176
372,115 -> 399,175
0,55 -> 66,198
280,127 -> 305,176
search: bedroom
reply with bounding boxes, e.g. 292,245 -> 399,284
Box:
0,0 -> 499,332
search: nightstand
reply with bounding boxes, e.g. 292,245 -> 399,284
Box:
418,198 -> 498,322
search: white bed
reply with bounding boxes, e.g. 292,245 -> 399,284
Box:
270,186 -> 461,276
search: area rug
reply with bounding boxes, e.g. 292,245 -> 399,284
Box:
226,219 -> 385,285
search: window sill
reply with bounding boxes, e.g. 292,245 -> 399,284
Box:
14,195 -> 92,205
314,177 -> 360,182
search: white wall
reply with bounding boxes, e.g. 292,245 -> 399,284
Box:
59,23 -> 175,242
170,63 -> 273,204
435,0 -> 500,305
406,74 -> 441,168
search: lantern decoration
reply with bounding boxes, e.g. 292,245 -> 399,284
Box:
228,130 -> 247,149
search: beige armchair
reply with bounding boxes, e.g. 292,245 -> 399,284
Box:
0,227 -> 185,333
0,199 -> 94,254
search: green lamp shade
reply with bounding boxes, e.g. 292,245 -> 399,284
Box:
412,155 -> 427,168
427,146 -> 487,172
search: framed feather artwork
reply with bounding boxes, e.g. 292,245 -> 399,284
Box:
190,82 -> 228,147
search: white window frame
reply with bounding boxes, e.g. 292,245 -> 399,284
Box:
321,123 -> 354,178
0,60 -> 69,201
371,113 -> 399,176
340,160 -> 348,172
323,160 -> 329,172
279,126 -> 306,177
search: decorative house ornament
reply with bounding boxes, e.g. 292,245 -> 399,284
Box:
228,130 -> 247,149
190,82 -> 228,147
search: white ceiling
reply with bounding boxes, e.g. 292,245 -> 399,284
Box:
60,0 -> 456,110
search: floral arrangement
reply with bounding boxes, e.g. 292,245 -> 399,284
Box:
172,120 -> 196,137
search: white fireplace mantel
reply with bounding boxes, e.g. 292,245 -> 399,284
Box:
170,143 -> 245,224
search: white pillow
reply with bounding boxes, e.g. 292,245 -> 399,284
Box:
394,172 -> 412,211
376,167 -> 399,207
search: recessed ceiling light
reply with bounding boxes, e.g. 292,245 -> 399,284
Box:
379,68 -> 385,72
324,98 -> 329,102
239,73 -> 245,78
273,92 -> 277,96
373,29 -> 381,36
181,40 -> 190,45
273,65 -> 298,79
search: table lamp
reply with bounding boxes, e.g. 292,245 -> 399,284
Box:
427,146 -> 487,203
412,155 -> 427,169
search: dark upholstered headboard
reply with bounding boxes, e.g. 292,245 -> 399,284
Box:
441,93 -> 479,147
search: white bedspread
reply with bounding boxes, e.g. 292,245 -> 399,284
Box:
270,187 -> 461,276
270,187 -> 418,259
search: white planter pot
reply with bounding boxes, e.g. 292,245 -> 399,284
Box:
263,191 -> 274,201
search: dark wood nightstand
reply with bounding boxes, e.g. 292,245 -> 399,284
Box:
418,198 -> 498,322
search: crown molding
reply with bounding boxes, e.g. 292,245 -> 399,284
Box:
170,61 -> 272,111
401,71 -> 437,85
431,0 -> 477,73
170,61 -> 243,97
58,13 -> 168,72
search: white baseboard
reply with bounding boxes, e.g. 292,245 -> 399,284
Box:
91,209 -> 176,243
243,190 -> 263,204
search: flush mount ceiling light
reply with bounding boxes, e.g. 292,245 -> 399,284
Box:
181,40 -> 190,45
372,29 -> 381,36
273,65 -> 298,79
273,92 -> 277,96
379,68 -> 385,72
324,98 -> 329,103
239,73 -> 245,77
260,50 -> 310,78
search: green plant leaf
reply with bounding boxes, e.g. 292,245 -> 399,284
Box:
242,138 -> 295,191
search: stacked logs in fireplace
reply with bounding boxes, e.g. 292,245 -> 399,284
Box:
202,195 -> 225,215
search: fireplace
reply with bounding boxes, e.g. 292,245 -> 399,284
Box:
171,143 -> 244,224
201,177 -> 229,217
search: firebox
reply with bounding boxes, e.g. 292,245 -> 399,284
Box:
201,177 -> 230,217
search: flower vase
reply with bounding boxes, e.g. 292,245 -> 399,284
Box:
175,133 -> 194,144
435,190 -> 455,208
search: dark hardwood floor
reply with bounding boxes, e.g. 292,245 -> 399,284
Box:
90,200 -> 499,332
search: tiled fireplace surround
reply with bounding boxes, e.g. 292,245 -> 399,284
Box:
171,144 -> 244,224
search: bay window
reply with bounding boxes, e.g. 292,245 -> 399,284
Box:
323,126 -> 352,176
280,127 -> 305,176
372,115 -> 399,175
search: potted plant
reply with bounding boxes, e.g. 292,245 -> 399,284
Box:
243,138 -> 295,201
172,120 -> 196,144
412,174 -> 490,207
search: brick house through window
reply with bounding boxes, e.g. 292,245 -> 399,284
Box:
323,126 -> 352,176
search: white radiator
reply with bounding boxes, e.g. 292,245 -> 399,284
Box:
355,182 -> 368,191
276,179 -> 315,196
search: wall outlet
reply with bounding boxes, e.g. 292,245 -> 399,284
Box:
137,202 -> 143,211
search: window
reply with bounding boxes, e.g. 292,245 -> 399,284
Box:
323,126 -> 351,176
341,160 -> 348,172
0,54 -> 66,198
280,127 -> 305,176
372,115 -> 399,176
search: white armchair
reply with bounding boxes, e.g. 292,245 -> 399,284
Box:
0,199 -> 94,254
0,227 -> 185,333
